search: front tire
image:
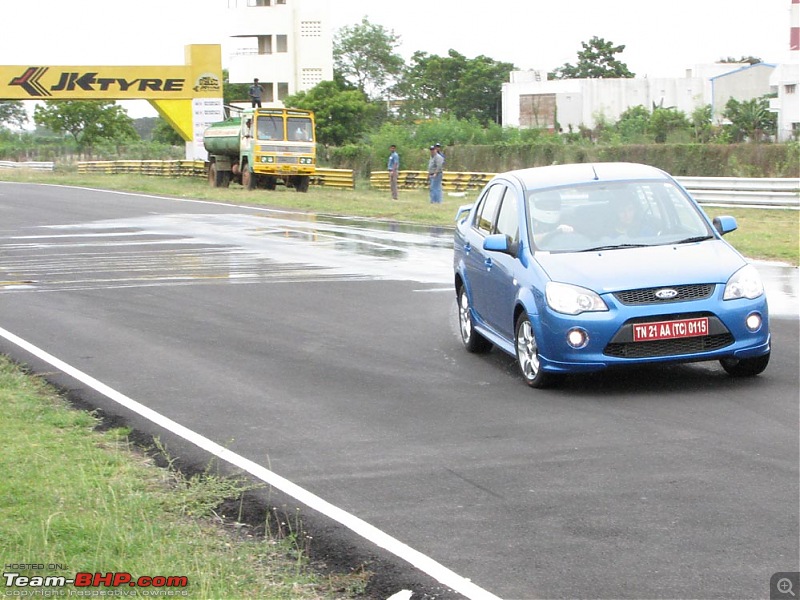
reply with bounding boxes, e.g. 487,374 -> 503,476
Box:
515,313 -> 555,388
242,165 -> 256,191
295,176 -> 310,193
457,286 -> 492,353
720,352 -> 770,377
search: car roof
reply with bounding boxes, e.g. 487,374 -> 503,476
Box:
500,162 -> 672,191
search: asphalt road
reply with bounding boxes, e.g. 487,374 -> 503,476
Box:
1,182 -> 798,599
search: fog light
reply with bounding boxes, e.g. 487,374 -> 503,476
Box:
567,328 -> 589,349
745,312 -> 762,332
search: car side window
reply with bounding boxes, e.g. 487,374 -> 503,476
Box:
494,190 -> 519,245
474,184 -> 505,234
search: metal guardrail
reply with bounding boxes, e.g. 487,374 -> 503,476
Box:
311,168 -> 355,189
0,160 -> 55,171
675,176 -> 800,208
372,171 -> 800,209
73,162 -> 800,207
78,160 -> 206,177
371,170 -> 495,192
77,160 -> 355,189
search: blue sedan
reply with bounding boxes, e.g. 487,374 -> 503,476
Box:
453,162 -> 770,388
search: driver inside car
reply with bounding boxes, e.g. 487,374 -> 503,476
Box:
530,190 -> 574,247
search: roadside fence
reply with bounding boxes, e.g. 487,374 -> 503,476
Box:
72,160 -> 799,208
77,160 -> 355,190
372,171 -> 800,209
0,160 -> 55,171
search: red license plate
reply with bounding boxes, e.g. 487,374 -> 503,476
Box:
632,317 -> 709,342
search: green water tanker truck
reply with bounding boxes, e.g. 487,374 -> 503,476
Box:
203,107 -> 316,193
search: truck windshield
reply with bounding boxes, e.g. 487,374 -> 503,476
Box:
257,116 -> 283,141
288,117 -> 313,142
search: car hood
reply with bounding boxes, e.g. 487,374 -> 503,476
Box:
535,240 -> 747,293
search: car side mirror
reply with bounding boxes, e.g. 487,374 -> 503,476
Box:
712,215 -> 738,236
483,233 -> 518,256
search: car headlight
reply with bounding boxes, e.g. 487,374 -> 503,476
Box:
723,264 -> 764,300
546,282 -> 608,315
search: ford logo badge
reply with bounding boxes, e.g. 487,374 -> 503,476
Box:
655,288 -> 679,300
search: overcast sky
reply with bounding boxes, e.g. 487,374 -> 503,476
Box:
1,0 -> 794,118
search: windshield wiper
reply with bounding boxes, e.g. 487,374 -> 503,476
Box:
580,243 -> 649,252
674,235 -> 713,244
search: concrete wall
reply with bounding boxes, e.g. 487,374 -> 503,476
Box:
711,63 -> 776,118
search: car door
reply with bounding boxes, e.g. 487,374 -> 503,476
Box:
464,184 -> 504,329
482,185 -> 521,341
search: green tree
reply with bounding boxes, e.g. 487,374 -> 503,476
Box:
723,96 -> 776,142
333,17 -> 405,100
283,80 -> 378,146
650,106 -> 690,143
33,100 -> 137,151
451,54 -> 515,124
222,69 -> 251,105
552,36 -> 635,79
0,101 -> 28,130
395,51 -> 453,120
152,118 -> 185,145
615,105 -> 651,141
691,104 -> 714,142
395,50 -> 514,124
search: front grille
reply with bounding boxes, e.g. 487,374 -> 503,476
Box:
604,312 -> 734,359
614,284 -> 715,306
277,156 -> 298,164
604,333 -> 734,358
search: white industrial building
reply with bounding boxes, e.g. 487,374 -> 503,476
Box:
225,0 -> 333,105
502,0 -> 800,141
501,62 -> 797,140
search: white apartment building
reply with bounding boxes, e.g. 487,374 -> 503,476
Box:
769,62 -> 800,141
769,0 -> 800,142
225,0 -> 333,105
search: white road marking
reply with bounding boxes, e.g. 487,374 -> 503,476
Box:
0,324 -> 502,600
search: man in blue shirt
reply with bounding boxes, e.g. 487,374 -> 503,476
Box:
249,78 -> 264,108
387,145 -> 400,200
428,145 -> 444,204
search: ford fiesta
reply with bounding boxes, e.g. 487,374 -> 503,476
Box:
453,162 -> 770,388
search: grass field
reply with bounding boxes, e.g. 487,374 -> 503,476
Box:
0,355 -> 369,598
1,169 -> 797,265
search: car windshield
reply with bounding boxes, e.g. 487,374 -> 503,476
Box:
527,180 -> 713,252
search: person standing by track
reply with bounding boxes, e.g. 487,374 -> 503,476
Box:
427,145 -> 444,204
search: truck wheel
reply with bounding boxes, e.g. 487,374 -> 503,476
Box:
208,162 -> 221,188
296,176 -> 310,193
242,166 -> 256,191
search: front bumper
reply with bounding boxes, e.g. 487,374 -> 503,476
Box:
536,289 -> 770,373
